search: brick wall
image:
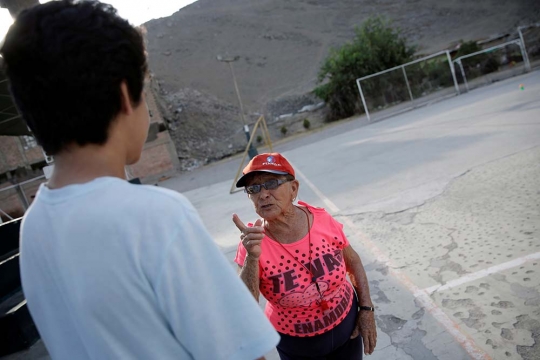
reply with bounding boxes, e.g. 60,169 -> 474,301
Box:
25,146 -> 45,164
126,85 -> 180,182
127,132 -> 178,182
0,136 -> 44,174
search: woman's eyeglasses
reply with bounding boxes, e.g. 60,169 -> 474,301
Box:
245,178 -> 291,194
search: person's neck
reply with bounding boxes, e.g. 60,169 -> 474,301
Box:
265,206 -> 306,244
47,144 -> 126,189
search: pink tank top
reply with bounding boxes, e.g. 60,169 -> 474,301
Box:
235,201 -> 354,337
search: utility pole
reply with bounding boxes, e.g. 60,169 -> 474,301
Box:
217,55 -> 258,159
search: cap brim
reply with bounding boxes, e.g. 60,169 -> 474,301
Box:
235,170 -> 289,188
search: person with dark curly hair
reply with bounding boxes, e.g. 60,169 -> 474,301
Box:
1,1 -> 278,358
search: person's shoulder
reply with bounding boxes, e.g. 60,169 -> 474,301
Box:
298,200 -> 328,214
21,184 -> 48,227
108,180 -> 206,237
298,200 -> 341,228
128,182 -> 187,201
122,181 -> 193,210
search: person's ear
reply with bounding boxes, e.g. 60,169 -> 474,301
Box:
291,179 -> 299,199
119,81 -> 134,115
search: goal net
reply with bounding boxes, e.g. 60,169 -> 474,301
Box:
356,51 -> 459,122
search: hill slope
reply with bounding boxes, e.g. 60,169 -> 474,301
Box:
144,0 -> 539,169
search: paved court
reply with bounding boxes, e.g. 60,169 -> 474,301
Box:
4,71 -> 539,360
161,70 -> 540,359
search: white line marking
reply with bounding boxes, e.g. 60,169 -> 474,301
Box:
424,252 -> 540,294
294,167 -> 339,213
294,165 -> 492,360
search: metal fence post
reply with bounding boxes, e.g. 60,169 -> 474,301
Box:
516,31 -> 531,72
456,60 -> 469,92
446,50 -> 460,95
401,66 -> 414,103
0,207 -> 14,221
16,184 -> 30,210
356,79 -> 371,122
0,176 -> 45,215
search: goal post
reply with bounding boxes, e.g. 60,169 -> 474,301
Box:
356,50 -> 459,122
453,39 -> 528,93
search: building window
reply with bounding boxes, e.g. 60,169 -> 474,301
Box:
21,135 -> 37,150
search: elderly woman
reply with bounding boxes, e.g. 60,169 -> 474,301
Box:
233,153 -> 377,359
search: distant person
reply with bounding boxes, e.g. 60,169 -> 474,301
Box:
1,1 -> 278,359
233,153 -> 377,359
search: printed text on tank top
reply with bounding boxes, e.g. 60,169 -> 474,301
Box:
264,207 -> 330,311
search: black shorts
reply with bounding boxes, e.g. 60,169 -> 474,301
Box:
276,294 -> 363,360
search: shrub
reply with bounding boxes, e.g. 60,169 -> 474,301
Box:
454,40 -> 492,80
314,16 -> 415,121
280,126 -> 288,136
256,135 -> 263,143
303,118 -> 311,129
481,57 -> 500,74
454,40 -> 483,60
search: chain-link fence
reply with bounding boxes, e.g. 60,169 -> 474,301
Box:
356,50 -> 459,122
0,176 -> 45,223
356,23 -> 539,121
453,40 -> 528,93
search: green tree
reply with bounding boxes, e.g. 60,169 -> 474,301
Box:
314,17 -> 415,120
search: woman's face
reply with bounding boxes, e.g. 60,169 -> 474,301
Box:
246,172 -> 299,221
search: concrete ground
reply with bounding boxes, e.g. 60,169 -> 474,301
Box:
161,70 -> 540,359
3,71 -> 539,359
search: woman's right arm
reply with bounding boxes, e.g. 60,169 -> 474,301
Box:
233,215 -> 265,301
238,256 -> 260,301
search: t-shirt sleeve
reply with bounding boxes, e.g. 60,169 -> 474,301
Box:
153,201 -> 279,359
330,215 -> 350,249
299,201 -> 350,249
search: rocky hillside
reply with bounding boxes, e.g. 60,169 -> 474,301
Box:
144,0 -> 540,169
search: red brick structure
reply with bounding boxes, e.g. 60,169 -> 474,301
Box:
127,83 -> 180,182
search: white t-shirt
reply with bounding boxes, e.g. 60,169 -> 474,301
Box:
20,177 -> 279,360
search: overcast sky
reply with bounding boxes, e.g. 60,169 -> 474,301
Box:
1,0 -> 197,41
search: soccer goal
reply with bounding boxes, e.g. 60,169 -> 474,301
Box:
453,40 -> 528,93
356,50 -> 459,122
518,23 -> 540,71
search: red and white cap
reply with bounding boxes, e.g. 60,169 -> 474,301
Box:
235,153 -> 295,187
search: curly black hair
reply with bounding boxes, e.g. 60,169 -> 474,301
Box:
1,0 -> 147,155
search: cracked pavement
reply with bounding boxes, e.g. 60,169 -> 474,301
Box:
4,60 -> 540,360
342,147 -> 540,359
170,71 -> 540,359
10,71 -> 539,359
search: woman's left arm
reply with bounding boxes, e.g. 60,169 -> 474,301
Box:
343,245 -> 377,355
